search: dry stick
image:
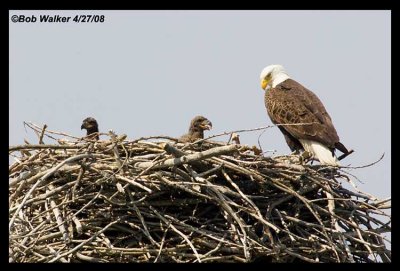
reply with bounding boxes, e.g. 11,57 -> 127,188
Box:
71,167 -> 85,201
39,124 -> 48,144
73,186 -> 104,218
283,248 -> 319,263
129,135 -> 179,144
275,210 -> 295,242
338,171 -> 378,201
109,153 -> 167,200
24,121 -> 82,140
221,168 -> 275,243
155,174 -> 212,200
199,233 -> 228,261
47,246 -> 68,263
10,181 -> 76,213
163,214 -> 239,247
71,215 -> 83,235
349,216 -> 374,261
210,156 -> 266,181
339,233 -> 355,263
268,178 -> 342,261
198,164 -> 224,178
48,219 -> 120,263
136,144 -> 238,169
306,205 -> 386,249
371,197 -> 391,209
340,153 -> 385,169
205,181 -> 251,261
324,187 -> 338,229
20,199 -> 75,242
75,252 -> 107,263
192,122 -> 318,145
10,167 -> 45,188
9,153 -> 102,231
98,232 -> 113,248
9,248 -> 15,263
161,142 -> 186,157
333,187 -> 373,201
48,184 -> 70,243
11,220 -> 48,260
83,244 -> 190,254
372,235 -> 391,263
115,174 -> 152,193
130,204 -> 159,247
9,178 -> 29,206
154,225 -> 170,263
209,158 -> 286,233
9,149 -> 43,173
108,130 -> 124,169
257,129 -> 268,154
9,144 -> 85,152
150,206 -> 202,263
182,164 -> 254,257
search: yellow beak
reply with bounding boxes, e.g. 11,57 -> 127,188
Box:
261,79 -> 269,90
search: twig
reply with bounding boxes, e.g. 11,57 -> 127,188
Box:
151,206 -> 202,262
9,153 -> 101,231
136,144 -> 238,169
48,219 -> 120,262
48,184 -> 70,243
39,124 -> 48,144
9,144 -> 85,152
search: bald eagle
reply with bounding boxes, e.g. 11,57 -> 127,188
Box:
81,117 -> 99,140
259,64 -> 352,166
179,116 -> 213,143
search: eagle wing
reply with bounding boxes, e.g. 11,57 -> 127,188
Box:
179,133 -> 193,143
265,79 -> 339,149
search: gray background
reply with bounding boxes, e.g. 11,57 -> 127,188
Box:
9,10 -> 390,241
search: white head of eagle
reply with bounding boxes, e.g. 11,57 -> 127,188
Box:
260,64 -> 290,89
259,64 -> 352,166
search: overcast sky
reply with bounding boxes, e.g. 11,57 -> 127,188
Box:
9,11 -> 390,204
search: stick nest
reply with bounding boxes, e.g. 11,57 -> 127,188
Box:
9,125 -> 391,263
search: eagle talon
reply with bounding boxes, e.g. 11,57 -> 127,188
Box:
298,151 -> 312,165
301,151 -> 312,160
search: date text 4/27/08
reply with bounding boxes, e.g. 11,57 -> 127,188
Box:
41,15 -> 105,23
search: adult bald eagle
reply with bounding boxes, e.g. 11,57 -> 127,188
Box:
179,116 -> 213,143
259,64 -> 352,166
81,117 -> 99,140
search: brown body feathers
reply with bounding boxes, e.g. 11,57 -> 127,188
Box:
265,79 -> 349,155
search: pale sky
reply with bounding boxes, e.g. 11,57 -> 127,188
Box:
9,11 -> 390,204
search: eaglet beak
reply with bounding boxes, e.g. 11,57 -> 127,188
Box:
201,121 -> 213,130
261,79 -> 269,90
81,123 -> 85,130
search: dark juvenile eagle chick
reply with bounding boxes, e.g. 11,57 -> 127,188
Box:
179,116 -> 212,143
81,117 -> 99,140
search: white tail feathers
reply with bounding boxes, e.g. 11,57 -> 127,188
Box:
299,139 -> 340,166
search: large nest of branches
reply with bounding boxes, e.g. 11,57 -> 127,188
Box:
9,123 -> 391,263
